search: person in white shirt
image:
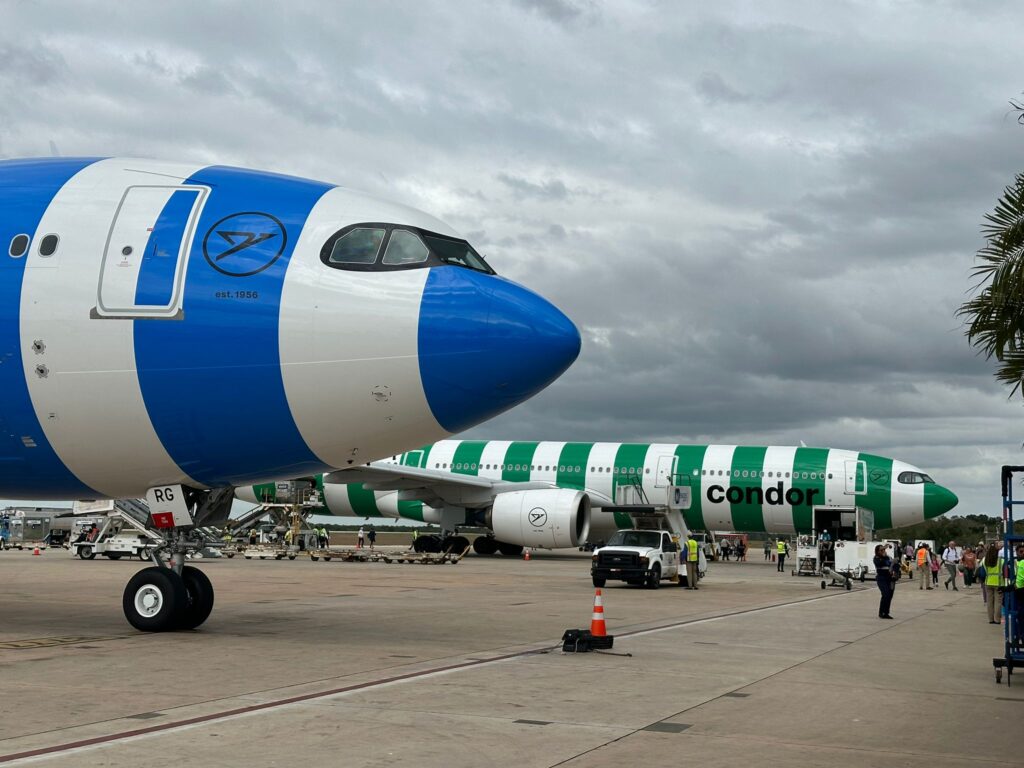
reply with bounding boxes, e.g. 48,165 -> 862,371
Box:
942,540 -> 962,591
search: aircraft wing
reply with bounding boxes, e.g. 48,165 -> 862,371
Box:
323,462 -> 567,508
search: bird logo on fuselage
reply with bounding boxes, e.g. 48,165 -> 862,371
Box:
203,212 -> 287,277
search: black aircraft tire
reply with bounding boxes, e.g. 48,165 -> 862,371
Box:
123,567 -> 186,632
497,542 -> 524,557
473,537 -> 498,555
178,566 -> 215,631
445,536 -> 470,554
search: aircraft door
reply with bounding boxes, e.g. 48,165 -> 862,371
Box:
654,455 -> 677,488
94,185 -> 209,319
844,460 -> 867,495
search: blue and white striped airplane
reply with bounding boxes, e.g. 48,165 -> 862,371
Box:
0,157 -> 580,630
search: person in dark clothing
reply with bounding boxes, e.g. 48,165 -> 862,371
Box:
873,544 -> 896,619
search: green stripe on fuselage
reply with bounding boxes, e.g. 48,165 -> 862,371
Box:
502,442 -> 539,482
730,446 -> 768,532
612,443 -> 649,494
674,444 -> 708,531
451,441 -> 487,476
346,482 -> 381,517
252,482 -> 276,503
612,443 -> 648,529
556,443 -> 593,490
397,499 -> 424,522
792,447 -> 828,532
859,453 -> 893,529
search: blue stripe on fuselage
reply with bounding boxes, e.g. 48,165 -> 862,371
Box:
0,158 -> 103,497
134,166 -> 333,487
134,188 -> 200,307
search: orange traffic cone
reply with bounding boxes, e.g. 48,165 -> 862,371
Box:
524,549 -> 531,561
590,588 -> 607,637
32,546 -> 41,556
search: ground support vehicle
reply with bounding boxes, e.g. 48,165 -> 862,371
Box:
589,479 -> 706,589
994,465 -> 1024,685
795,535 -> 821,577
69,501 -> 163,561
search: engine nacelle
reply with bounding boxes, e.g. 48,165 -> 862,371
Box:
487,489 -> 591,549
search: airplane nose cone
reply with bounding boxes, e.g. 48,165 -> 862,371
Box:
925,486 -> 958,519
418,267 -> 580,433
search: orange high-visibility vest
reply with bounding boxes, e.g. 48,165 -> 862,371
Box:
916,548 -> 928,566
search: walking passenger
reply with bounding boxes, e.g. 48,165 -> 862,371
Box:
916,543 -> 932,590
942,540 -> 962,591
873,544 -> 896,619
764,539 -> 771,561
962,546 -> 977,588
368,525 -> 377,550
357,526 -> 365,549
930,551 -> 941,586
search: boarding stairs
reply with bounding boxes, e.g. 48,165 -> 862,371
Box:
602,475 -> 689,538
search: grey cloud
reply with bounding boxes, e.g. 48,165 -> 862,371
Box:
497,173 -> 570,201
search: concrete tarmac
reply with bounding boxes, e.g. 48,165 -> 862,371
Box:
0,549 -> 1020,767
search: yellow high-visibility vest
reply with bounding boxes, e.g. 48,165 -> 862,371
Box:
986,558 -> 1005,588
777,540 -> 787,554
687,538 -> 699,562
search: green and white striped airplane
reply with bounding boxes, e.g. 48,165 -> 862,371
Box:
238,440 -> 958,553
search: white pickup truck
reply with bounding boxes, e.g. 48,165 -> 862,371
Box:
591,529 -> 706,589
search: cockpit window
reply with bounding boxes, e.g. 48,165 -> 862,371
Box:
320,223 -> 495,275
328,227 -> 385,265
382,229 -> 429,265
897,471 -> 934,485
420,232 -> 491,273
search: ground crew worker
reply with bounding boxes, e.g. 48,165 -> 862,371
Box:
685,533 -> 700,590
283,528 -> 293,547
1015,545 -> 1024,638
916,543 -> 932,590
982,544 -> 1004,624
776,538 -> 788,572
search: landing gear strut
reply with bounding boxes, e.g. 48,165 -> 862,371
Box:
121,486 -> 233,632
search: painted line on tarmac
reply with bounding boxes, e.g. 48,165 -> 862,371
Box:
0,589 -> 856,765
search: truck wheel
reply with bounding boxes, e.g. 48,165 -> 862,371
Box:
79,546 -> 96,560
647,564 -> 661,589
592,576 -> 606,588
107,553 -> 123,560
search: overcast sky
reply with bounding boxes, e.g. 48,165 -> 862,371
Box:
2,0 -> 1023,520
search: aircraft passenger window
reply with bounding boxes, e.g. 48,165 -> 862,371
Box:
38,234 -> 59,257
382,229 -> 429,265
828,473 -> 833,479
328,227 -> 386,264
8,234 -> 29,258
471,464 -> 477,470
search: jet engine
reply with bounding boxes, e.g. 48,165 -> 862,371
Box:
486,489 -> 591,549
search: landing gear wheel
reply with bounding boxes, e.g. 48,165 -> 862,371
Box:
445,536 -> 470,554
497,542 -> 523,557
413,535 -> 442,553
821,581 -> 826,590
845,581 -> 852,591
647,565 -> 661,589
473,536 -> 498,555
178,566 -> 214,630
123,567 -> 186,632
593,576 -> 606,588
79,546 -> 96,560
